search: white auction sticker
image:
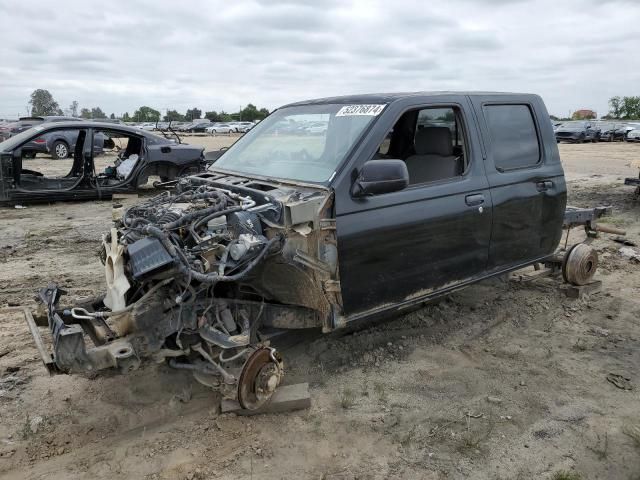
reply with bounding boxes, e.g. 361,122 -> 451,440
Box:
335,104 -> 385,117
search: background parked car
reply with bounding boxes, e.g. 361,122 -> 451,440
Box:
206,123 -> 234,134
21,129 -> 110,159
91,118 -> 123,125
180,121 -> 211,133
170,121 -> 189,131
304,121 -> 329,135
0,115 -> 79,141
136,122 -> 157,131
228,121 -> 254,132
622,124 -> 638,138
554,121 -> 601,143
627,129 -> 640,142
598,123 -> 629,142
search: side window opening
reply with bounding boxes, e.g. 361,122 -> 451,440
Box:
16,128 -> 89,187
95,130 -> 144,184
483,104 -> 540,171
372,106 -> 467,185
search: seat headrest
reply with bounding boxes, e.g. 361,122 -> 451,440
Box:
415,127 -> 453,156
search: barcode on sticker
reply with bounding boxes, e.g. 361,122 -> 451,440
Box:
335,104 -> 385,117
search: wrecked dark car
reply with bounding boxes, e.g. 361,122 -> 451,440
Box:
0,121 -> 206,205
31,92 -> 601,410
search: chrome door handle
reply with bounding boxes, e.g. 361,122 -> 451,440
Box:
465,194 -> 485,207
536,180 -> 553,191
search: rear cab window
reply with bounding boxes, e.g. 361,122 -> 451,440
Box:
483,104 -> 541,171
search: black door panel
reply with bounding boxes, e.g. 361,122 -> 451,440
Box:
487,171 -> 566,268
468,95 -> 567,270
333,96 -> 492,317
490,183 -> 541,265
336,184 -> 492,314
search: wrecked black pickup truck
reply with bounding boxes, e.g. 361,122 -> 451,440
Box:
29,92 -> 606,410
0,121 -> 205,205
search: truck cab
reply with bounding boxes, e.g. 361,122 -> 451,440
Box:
324,93 -> 567,317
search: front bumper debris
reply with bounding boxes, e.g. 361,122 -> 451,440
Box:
23,176 -> 339,410
29,284 -> 140,374
29,282 -> 286,410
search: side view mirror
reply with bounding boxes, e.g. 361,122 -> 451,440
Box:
351,159 -> 409,197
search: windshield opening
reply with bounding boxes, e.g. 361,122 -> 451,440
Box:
210,103 -> 384,183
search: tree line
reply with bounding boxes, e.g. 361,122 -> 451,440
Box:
131,104 -> 270,123
27,89 -> 270,123
603,96 -> 640,120
544,96 -> 640,122
29,88 -> 640,123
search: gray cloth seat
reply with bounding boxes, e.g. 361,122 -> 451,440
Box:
405,127 -> 460,184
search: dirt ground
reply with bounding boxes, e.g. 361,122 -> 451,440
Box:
1,141 -> 640,479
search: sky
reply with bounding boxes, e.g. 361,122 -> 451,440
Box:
0,0 -> 639,119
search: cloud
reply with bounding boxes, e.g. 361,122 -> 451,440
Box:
444,33 -> 503,51
0,0 -> 638,118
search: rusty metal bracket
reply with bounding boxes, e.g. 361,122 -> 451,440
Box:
562,206 -> 625,247
563,206 -> 612,231
293,249 -> 333,273
20,307 -> 58,375
322,279 -> 341,293
0,306 -> 57,374
319,218 -> 336,230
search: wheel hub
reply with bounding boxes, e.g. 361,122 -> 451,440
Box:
237,347 -> 283,410
56,144 -> 67,157
562,243 -> 598,286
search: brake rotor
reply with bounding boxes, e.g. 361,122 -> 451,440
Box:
237,347 -> 283,410
562,243 -> 598,286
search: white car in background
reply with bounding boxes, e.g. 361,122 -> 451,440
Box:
232,122 -> 255,133
304,121 -> 328,135
627,129 -> 640,143
137,122 -> 157,131
206,123 -> 234,134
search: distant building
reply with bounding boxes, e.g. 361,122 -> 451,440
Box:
572,109 -> 597,120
